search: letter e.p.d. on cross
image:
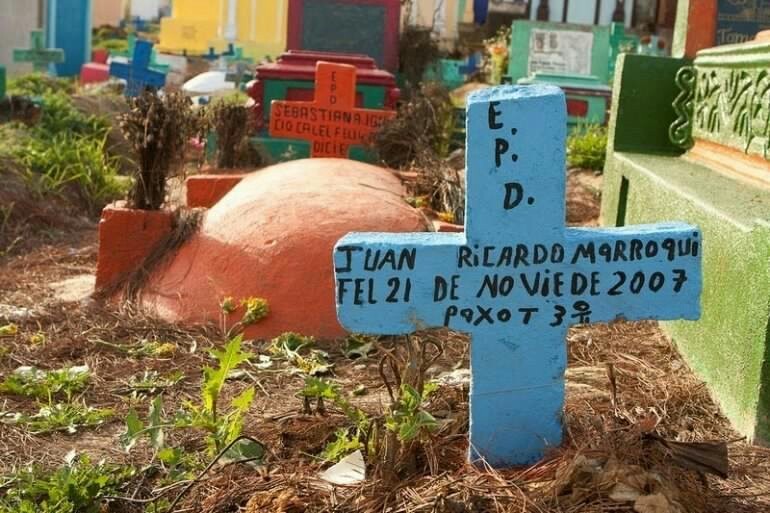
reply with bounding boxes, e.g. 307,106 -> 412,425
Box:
269,61 -> 396,158
109,40 -> 167,97
333,85 -> 702,467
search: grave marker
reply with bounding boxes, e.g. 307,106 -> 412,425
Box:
269,61 -> 396,158
333,85 -> 703,466
287,0 -> 401,72
13,30 -> 65,73
110,40 -> 168,97
115,35 -> 171,74
46,0 -> 92,76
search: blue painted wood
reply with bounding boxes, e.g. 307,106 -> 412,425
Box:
333,84 -> 703,467
46,0 -> 92,77
458,52 -> 481,75
110,40 -> 167,97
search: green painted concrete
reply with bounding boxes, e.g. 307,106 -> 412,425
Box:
251,136 -> 375,163
602,53 -> 770,443
507,21 -> 612,84
517,72 -> 610,126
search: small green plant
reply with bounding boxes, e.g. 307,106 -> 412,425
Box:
177,335 -> 256,455
269,333 -> 331,375
220,296 -> 237,315
240,297 -> 269,325
16,132 -> 127,214
320,428 -> 364,462
7,73 -> 76,96
0,454 -> 135,513
0,324 -> 18,337
0,365 -> 90,402
567,123 -> 608,171
10,403 -> 113,435
7,90 -> 127,214
122,336 -> 262,466
342,334 -> 376,359
301,377 -> 369,461
123,370 -> 184,397
384,383 -> 438,442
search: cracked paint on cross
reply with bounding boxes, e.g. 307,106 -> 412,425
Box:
333,84 -> 703,467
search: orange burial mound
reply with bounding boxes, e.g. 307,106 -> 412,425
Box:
140,158 -> 428,339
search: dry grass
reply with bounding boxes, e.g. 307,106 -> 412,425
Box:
0,176 -> 768,513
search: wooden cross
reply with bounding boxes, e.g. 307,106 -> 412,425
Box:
333,85 -> 703,467
269,61 -> 396,158
110,40 -> 167,97
13,30 -> 65,73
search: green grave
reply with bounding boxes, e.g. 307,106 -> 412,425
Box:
506,20 -> 637,127
601,39 -> 770,441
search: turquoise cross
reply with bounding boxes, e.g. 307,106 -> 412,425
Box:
13,30 -> 65,73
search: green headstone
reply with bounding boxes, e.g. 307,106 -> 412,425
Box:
602,51 -> 770,445
13,30 -> 65,73
507,21 -> 612,85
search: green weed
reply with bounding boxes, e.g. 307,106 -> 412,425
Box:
384,383 -> 438,442
302,377 -> 439,462
567,123 -> 608,171
6,90 -> 127,214
240,297 -> 269,325
123,336 -> 259,459
0,324 -> 18,337
268,333 -> 331,376
7,73 -> 76,97
16,133 -> 127,213
10,403 -> 113,435
123,370 -> 184,397
0,454 -> 135,513
0,365 -> 90,402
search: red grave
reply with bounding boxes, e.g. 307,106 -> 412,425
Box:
129,158 -> 428,339
268,61 -> 396,158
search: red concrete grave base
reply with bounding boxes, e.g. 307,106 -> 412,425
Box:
140,158 -> 428,339
186,173 -> 249,208
81,62 -> 110,84
95,202 -> 175,290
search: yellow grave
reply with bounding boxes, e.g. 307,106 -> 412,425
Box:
157,0 -> 287,59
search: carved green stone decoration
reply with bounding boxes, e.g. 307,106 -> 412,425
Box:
669,66 -> 695,149
691,41 -> 770,158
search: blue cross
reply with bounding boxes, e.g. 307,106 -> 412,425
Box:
110,40 -> 167,97
459,52 -> 481,76
333,85 -> 702,467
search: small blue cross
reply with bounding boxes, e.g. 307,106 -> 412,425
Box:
459,52 -> 481,76
333,85 -> 702,467
110,40 -> 167,97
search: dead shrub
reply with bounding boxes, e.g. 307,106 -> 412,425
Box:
119,91 -> 199,210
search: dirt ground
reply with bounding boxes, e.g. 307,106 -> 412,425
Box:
0,168 -> 768,513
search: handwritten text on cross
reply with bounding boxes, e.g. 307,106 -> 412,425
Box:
333,85 -> 702,467
269,61 -> 395,158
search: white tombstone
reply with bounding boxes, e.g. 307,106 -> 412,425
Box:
130,0 -> 160,20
